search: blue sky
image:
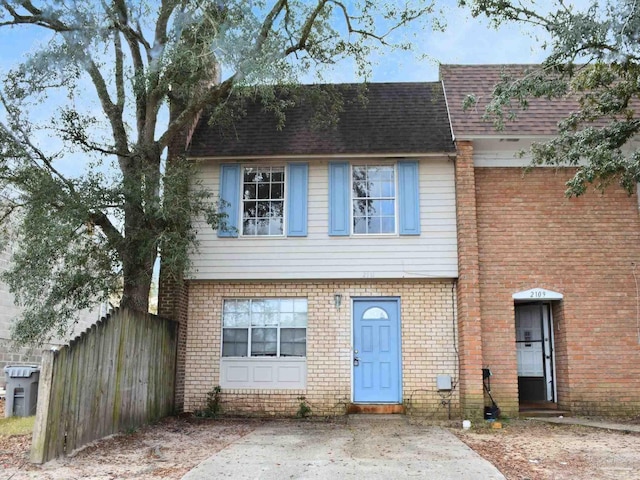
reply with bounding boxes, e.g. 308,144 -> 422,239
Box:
308,2 -> 553,83
0,2 -> 551,84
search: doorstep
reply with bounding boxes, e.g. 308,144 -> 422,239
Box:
519,409 -> 572,418
347,403 -> 405,414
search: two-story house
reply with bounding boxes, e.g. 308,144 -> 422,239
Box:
160,67 -> 640,418
160,82 -> 462,416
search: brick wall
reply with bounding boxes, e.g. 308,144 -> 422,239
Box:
454,141 -> 485,418
474,167 -> 640,416
184,279 -> 459,418
551,302 -> 570,407
157,270 -> 189,412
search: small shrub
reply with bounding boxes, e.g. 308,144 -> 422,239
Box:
296,396 -> 312,418
196,386 -> 222,418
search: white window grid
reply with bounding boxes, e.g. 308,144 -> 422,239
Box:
351,164 -> 397,235
222,298 -> 307,357
241,165 -> 286,236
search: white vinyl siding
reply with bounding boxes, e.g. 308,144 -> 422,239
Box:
189,157 -> 457,280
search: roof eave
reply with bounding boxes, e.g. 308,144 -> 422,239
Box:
188,151 -> 456,161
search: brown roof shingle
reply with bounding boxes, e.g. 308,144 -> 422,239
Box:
440,64 -> 579,138
188,82 -> 455,157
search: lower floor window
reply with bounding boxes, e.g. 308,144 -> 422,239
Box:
222,298 -> 307,357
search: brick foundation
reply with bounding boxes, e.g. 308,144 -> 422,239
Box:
184,279 -> 460,418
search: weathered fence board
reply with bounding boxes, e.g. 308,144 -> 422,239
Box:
31,308 -> 178,463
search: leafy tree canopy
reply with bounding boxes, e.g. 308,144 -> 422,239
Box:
0,0 -> 437,345
460,0 -> 640,196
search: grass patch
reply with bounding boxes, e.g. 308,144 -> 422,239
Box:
0,416 -> 35,436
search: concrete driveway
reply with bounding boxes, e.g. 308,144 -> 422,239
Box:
182,415 -> 505,480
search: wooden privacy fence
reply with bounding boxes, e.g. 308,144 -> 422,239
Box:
30,308 -> 178,463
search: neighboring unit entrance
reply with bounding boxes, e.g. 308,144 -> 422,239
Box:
353,299 -> 401,403
515,303 -> 555,403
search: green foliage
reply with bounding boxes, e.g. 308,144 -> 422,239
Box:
460,0 -> 640,196
296,395 -> 312,418
0,1 -> 436,345
195,385 -> 222,418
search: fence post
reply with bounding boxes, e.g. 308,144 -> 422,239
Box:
30,349 -> 55,464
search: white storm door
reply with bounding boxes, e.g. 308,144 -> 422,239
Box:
516,305 -> 544,377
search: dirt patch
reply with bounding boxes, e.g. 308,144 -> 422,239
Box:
454,419 -> 640,480
3,410 -> 640,479
2,415 -> 256,480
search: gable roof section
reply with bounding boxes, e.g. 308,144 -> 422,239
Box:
440,64 -> 579,138
188,82 -> 455,157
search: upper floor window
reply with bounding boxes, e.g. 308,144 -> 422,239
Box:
218,163 -> 308,238
352,165 -> 396,234
329,160 -> 420,237
242,166 -> 285,236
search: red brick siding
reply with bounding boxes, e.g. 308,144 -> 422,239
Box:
474,167 -> 640,416
454,141 -> 486,417
551,302 -> 570,406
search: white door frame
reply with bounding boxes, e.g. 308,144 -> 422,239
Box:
514,299 -> 558,403
513,288 -> 562,403
541,304 -> 557,402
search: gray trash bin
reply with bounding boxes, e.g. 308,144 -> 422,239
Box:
4,365 -> 40,417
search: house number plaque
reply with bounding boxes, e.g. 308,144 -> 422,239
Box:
512,288 -> 563,301
529,289 -> 546,298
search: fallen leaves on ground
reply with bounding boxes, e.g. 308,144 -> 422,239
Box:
3,402 -> 640,480
2,415 -> 256,480
454,419 -> 640,480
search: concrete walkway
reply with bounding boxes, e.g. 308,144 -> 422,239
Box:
529,416 -> 640,433
182,415 -> 505,480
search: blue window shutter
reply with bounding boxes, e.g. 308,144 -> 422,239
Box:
287,163 -> 308,236
329,162 -> 350,236
218,164 -> 240,237
398,161 -> 421,235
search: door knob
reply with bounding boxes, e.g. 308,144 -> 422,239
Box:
353,357 -> 359,366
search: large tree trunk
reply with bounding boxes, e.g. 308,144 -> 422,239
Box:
118,153 -> 160,313
120,257 -> 154,312
120,230 -> 155,311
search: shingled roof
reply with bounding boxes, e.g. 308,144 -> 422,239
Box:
440,64 -> 579,138
187,82 -> 455,157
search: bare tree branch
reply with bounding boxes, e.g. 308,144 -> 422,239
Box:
0,0 -> 73,31
85,60 -> 130,165
114,29 -> 125,114
112,0 -> 148,138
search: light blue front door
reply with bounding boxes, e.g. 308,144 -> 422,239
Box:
353,299 -> 401,403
